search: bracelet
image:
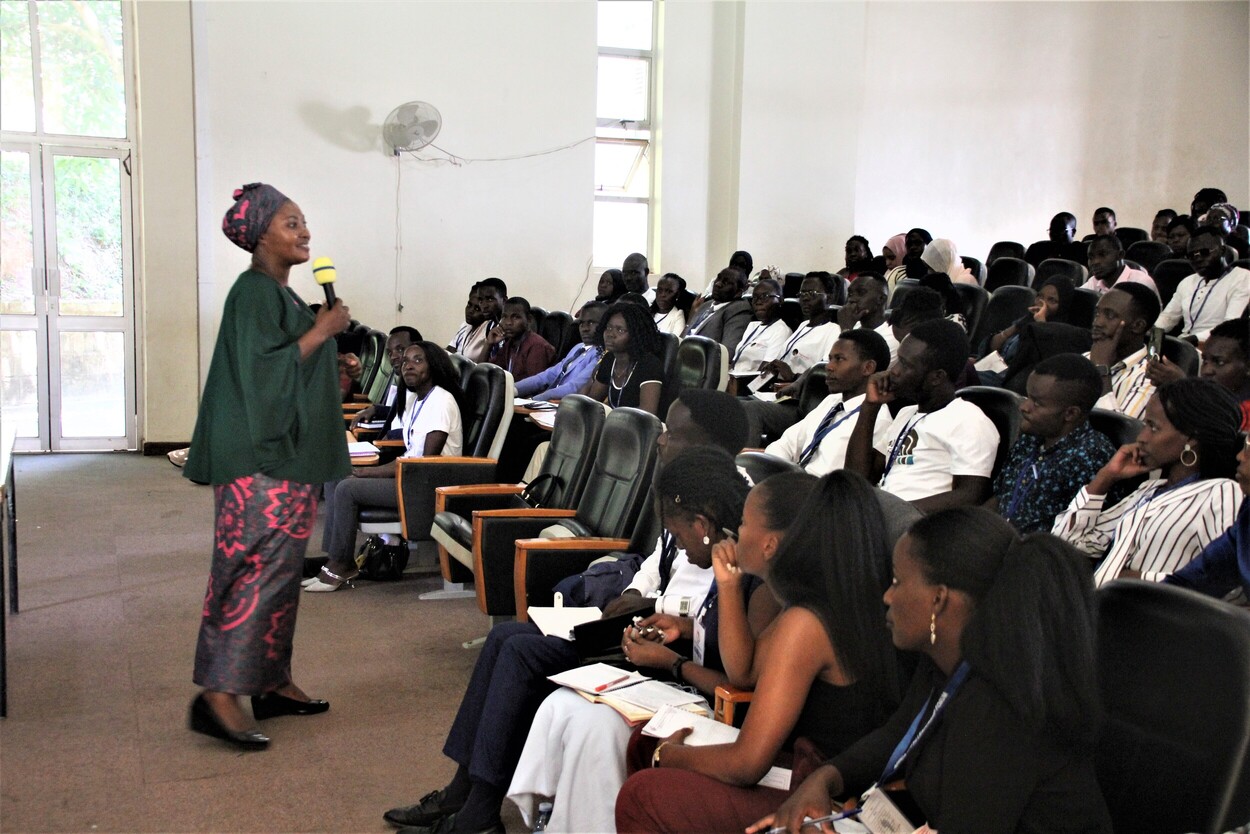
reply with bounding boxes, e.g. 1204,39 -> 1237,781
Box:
671,654 -> 689,684
652,740 -> 669,768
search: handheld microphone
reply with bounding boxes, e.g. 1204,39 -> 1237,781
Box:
312,257 -> 338,307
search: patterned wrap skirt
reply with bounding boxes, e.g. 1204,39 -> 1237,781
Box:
193,472 -> 318,695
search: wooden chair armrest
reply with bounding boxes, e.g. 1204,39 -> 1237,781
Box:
512,537 -> 631,622
376,439 -> 406,448
435,484 -> 525,499
397,456 -> 498,465
343,402 -> 370,412
714,683 -> 755,725
473,508 -> 578,520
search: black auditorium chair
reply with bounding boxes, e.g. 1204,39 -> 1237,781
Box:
448,352 -> 475,392
1162,336 -> 1200,377
540,310 -> 575,358
954,386 -> 1022,477
429,394 -> 605,606
952,284 -> 989,337
1125,241 -> 1172,276
971,286 -> 1036,358
782,272 -> 806,298
1114,227 -> 1149,249
780,298 -> 804,331
984,256 -> 1033,292
528,306 -> 548,336
796,365 -> 830,420
1095,581 -> 1250,834
656,333 -> 681,414
356,329 -> 389,396
1087,408 -> 1142,450
1066,288 -> 1101,331
960,255 -> 985,285
477,407 -> 663,619
371,363 -> 513,593
1033,258 -> 1088,290
888,278 -> 919,312
1151,259 -> 1194,309
736,451 -> 802,483
674,335 -> 728,393
986,241 -> 1026,265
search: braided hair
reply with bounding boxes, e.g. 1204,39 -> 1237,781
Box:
656,447 -> 750,534
594,299 -> 664,359
1156,377 -> 1242,480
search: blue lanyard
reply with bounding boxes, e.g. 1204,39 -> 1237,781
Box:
880,412 -> 928,484
1004,446 -> 1047,520
1188,278 -> 1221,329
781,322 -> 815,357
799,404 -> 860,466
732,320 -> 780,365
878,662 -> 970,785
403,391 -> 432,453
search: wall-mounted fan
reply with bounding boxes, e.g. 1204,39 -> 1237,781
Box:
383,101 -> 442,155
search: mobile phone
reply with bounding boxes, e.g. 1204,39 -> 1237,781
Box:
1147,327 -> 1165,359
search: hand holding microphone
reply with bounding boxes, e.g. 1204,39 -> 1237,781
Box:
312,256 -> 351,335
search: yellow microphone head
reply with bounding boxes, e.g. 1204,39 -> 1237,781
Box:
312,257 -> 337,285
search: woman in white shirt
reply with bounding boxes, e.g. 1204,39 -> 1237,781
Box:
305,341 -> 463,591
651,273 -> 689,338
730,278 -> 793,374
1053,378 -> 1243,586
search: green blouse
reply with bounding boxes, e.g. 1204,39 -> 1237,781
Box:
184,269 -> 351,486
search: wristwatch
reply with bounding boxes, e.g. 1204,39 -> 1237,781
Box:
671,654 -> 689,684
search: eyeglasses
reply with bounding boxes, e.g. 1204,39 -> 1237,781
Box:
752,293 -> 781,301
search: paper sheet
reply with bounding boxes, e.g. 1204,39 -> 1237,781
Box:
606,681 -> 705,712
528,411 -> 558,429
526,605 -> 602,640
548,662 -> 647,694
347,441 -> 380,456
641,704 -> 741,746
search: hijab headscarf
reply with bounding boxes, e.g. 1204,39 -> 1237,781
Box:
921,239 -> 977,285
884,233 -> 907,266
1040,276 -> 1077,325
221,183 -> 289,252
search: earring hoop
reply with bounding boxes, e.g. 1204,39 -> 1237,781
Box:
930,612 -> 937,646
1180,443 -> 1198,468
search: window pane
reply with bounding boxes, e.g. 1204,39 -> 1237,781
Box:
0,329 -> 39,437
593,200 -> 648,269
597,55 -> 649,123
598,0 -> 652,50
59,330 -> 124,437
38,0 -> 126,138
0,0 -> 36,132
595,139 -> 650,198
1,150 -> 36,315
54,155 -> 123,317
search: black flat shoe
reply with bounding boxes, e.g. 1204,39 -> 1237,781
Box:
250,691 -> 330,720
189,694 -> 269,750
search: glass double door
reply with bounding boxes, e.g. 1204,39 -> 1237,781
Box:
0,143 -> 135,451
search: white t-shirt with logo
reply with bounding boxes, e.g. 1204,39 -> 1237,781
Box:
874,399 -> 998,501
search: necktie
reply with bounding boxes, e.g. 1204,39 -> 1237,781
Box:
685,303 -> 714,335
799,402 -> 845,467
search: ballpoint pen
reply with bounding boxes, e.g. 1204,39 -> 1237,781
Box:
765,806 -> 861,834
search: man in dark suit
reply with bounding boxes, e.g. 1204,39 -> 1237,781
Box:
682,267 -> 753,354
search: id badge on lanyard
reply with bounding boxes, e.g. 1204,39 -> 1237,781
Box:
692,617 -> 706,666
859,787 -> 920,834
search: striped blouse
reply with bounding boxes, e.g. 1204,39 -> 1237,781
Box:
1052,477 -> 1243,586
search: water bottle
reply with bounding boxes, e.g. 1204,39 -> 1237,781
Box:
533,801 -> 553,832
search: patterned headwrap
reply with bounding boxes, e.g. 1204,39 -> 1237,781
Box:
221,183 -> 290,252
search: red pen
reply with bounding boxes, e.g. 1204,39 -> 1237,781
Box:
594,674 -> 631,693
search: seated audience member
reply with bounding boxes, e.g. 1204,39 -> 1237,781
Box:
1202,202 -> 1249,259
1091,206 -> 1117,237
881,233 -> 907,273
1166,214 -> 1195,258
887,287 -> 980,389
884,228 -> 933,292
846,319 -> 999,512
1151,208 -> 1178,243
1053,378 -> 1242,586
1080,234 -> 1157,295
622,252 -> 652,300
751,511 -> 1110,834
758,272 -> 842,385
1155,226 -> 1250,344
1025,211 -> 1078,267
983,276 -> 1077,368
920,238 -> 977,285
485,297 -> 557,381
581,300 -> 665,415
730,278 -> 793,374
476,277 -> 507,329
1165,434 -> 1250,603
448,285 -> 492,362
1086,282 -> 1161,420
987,354 -> 1116,534
384,446 -> 754,834
352,326 -> 422,433
618,292 -> 651,309
838,235 -> 875,282
514,301 -> 605,402
509,462 -> 809,833
651,272 -> 690,337
917,272 -> 968,330
694,250 -> 754,306
684,267 -> 754,354
594,269 -> 628,305
306,342 -> 464,592
1191,186 -> 1228,220
614,471 -> 902,834
1146,318 -> 1250,426
766,330 -> 894,476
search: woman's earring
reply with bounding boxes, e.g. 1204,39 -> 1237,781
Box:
930,612 -> 937,646
1181,443 -> 1198,468
702,535 -> 710,545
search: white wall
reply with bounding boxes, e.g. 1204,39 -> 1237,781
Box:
191,0 -> 597,365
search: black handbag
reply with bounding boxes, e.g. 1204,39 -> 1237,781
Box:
354,535 -> 409,581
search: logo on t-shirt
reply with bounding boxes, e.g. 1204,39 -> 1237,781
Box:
891,429 -> 919,467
